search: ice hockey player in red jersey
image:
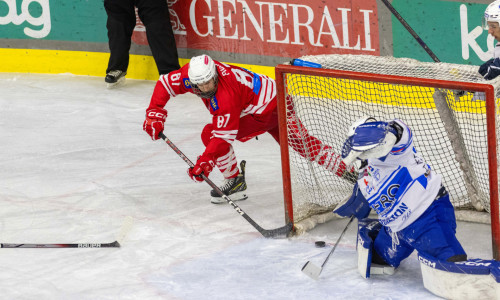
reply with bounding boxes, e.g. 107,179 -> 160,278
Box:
143,54 -> 353,203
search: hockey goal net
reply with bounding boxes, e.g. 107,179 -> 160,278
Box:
275,54 -> 500,259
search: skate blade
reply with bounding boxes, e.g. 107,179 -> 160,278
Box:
106,77 -> 126,89
211,192 -> 248,204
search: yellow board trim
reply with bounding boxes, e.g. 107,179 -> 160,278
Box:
287,74 -> 487,114
0,48 -> 276,80
1,48 -> 485,114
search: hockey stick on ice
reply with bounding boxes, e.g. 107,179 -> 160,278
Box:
0,216 -> 134,249
301,216 -> 354,280
1,241 -> 120,248
159,132 -> 293,238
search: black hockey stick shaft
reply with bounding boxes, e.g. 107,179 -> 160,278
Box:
321,216 -> 354,268
380,0 -> 440,62
1,241 -> 120,248
159,132 -> 293,238
301,216 -> 354,279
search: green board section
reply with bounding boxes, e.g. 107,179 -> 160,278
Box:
392,0 -> 490,65
0,0 -> 107,42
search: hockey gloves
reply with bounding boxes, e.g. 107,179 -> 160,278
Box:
188,155 -> 215,182
334,183 -> 371,219
479,58 -> 500,80
143,108 -> 168,140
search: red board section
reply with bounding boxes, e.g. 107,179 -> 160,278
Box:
133,0 -> 380,57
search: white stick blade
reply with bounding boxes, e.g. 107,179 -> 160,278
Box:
301,261 -> 322,280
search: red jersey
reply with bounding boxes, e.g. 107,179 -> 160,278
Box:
148,60 -> 277,159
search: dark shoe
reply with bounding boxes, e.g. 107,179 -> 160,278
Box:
105,70 -> 126,84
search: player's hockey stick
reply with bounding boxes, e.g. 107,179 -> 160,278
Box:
1,241 -> 120,248
159,132 -> 293,238
0,216 -> 133,249
301,216 -> 354,280
380,0 -> 471,95
380,0 -> 440,63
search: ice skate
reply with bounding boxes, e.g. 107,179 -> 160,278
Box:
210,160 -> 248,204
105,70 -> 126,88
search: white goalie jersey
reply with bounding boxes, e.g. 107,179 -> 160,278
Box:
357,119 -> 443,232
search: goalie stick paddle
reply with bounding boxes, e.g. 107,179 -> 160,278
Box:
1,241 -> 120,248
301,216 -> 354,280
159,132 -> 293,239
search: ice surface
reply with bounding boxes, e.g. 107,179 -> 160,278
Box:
0,73 -> 493,299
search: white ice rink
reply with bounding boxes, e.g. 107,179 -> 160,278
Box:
0,73 -> 493,299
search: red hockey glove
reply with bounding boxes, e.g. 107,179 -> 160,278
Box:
188,155 -> 215,182
143,108 -> 168,140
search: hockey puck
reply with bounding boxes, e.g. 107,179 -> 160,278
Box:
315,241 -> 326,248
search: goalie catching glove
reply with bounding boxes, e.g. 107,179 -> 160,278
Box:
143,107 -> 168,140
188,154 -> 215,182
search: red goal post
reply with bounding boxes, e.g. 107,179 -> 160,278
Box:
275,55 -> 500,260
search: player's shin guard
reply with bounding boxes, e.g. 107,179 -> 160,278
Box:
215,146 -> 239,178
357,219 -> 396,278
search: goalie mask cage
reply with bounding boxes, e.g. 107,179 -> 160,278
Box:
275,54 -> 500,260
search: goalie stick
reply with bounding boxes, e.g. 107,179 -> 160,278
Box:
159,132 -> 293,238
1,241 -> 120,248
301,216 -> 354,280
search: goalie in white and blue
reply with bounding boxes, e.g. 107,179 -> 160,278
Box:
335,117 -> 467,273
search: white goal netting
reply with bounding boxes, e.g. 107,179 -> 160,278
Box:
279,54 -> 500,228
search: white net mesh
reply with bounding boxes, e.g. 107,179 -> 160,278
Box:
281,54 -> 500,224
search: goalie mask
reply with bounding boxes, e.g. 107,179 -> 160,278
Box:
188,54 -> 218,98
482,0 -> 500,29
347,116 -> 377,136
341,120 -> 398,165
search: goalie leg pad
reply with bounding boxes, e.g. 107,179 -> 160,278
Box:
357,219 -> 395,278
373,225 -> 414,269
418,252 -> 499,300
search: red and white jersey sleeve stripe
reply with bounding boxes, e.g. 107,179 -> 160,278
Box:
212,129 -> 238,144
241,76 -> 276,116
159,74 -> 178,98
147,65 -> 191,109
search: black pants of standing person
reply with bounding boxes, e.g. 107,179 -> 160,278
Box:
104,0 -> 180,75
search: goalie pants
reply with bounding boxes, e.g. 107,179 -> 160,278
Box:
104,0 -> 180,75
373,193 -> 466,268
